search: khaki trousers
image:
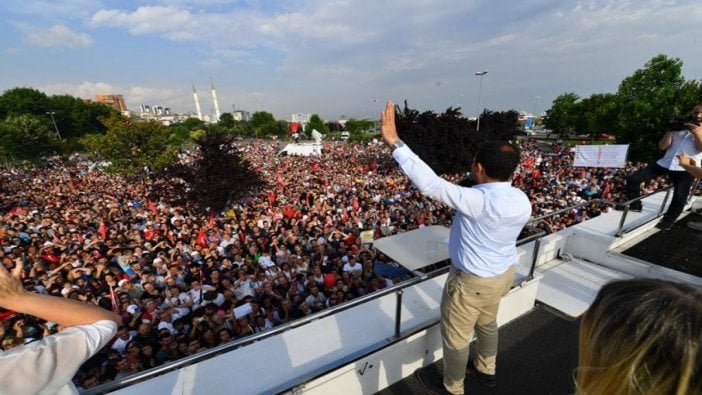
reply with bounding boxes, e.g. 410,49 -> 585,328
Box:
440,265 -> 516,394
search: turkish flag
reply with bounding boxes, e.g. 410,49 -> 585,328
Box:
98,220 -> 107,240
196,230 -> 208,248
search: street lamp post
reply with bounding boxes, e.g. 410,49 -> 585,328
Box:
475,71 -> 488,132
46,111 -> 62,139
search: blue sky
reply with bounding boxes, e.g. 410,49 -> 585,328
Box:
1,0 -> 701,121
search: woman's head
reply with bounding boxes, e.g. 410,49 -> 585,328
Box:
577,279 -> 701,395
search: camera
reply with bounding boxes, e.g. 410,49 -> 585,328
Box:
666,115 -> 698,131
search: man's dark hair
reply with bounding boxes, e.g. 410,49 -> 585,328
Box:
474,141 -> 520,181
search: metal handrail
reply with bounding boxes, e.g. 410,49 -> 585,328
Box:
526,186 -> 673,237
85,187 -> 675,394
84,264 -> 451,395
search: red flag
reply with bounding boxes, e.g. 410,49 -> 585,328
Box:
148,199 -> 158,215
109,285 -> 121,314
196,230 -> 208,248
98,220 -> 107,240
41,252 -> 60,264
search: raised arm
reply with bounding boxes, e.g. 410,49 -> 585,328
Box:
658,131 -> 674,150
0,259 -> 121,328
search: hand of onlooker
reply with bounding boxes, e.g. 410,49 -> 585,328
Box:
688,122 -> 702,137
678,154 -> 697,167
0,259 -> 27,308
381,100 -> 399,147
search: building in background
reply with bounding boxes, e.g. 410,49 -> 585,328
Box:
95,94 -> 128,112
233,110 -> 251,121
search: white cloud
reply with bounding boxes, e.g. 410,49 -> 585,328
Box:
90,6 -> 194,35
25,24 -> 93,49
38,81 -> 189,112
4,0 -> 702,118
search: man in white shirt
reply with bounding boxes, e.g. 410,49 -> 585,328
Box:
0,258 -> 121,395
381,101 -> 531,395
624,103 -> 702,230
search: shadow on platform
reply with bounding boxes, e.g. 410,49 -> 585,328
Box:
377,305 -> 579,395
622,212 -> 702,277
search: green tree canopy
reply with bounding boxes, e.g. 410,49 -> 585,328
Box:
249,111 -> 278,137
218,112 -> 236,128
0,88 -> 51,119
306,114 -> 329,135
181,117 -> 207,131
0,114 -> 59,161
80,114 -> 178,174
543,93 -> 580,134
153,131 -> 267,212
543,54 -> 702,161
614,55 -> 700,160
47,94 -> 116,139
344,118 -> 376,134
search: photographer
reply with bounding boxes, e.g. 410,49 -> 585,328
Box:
0,258 -> 121,394
677,153 -> 702,231
623,103 -> 702,230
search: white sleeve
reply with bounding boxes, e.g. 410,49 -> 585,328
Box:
0,320 -> 117,395
392,145 -> 485,217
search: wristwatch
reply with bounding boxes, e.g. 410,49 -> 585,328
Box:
392,139 -> 406,150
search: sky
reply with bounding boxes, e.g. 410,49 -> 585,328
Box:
1,0 -> 701,121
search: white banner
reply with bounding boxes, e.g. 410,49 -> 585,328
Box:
572,144 -> 629,168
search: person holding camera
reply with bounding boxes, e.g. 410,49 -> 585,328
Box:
623,103 -> 702,230
0,258 -> 121,394
677,153 -> 702,231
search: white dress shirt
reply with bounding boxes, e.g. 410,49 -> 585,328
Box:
393,145 -> 531,276
0,320 -> 117,395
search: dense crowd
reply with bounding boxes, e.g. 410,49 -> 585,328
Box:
0,138 -> 668,390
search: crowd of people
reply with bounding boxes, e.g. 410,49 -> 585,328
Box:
0,137 -> 670,389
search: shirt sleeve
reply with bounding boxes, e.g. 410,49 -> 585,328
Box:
0,320 -> 118,395
392,145 -> 484,217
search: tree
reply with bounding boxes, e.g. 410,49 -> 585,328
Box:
249,111 -> 277,137
0,114 -> 58,161
306,114 -> 329,135
614,54 -> 699,160
219,112 -> 236,128
543,93 -> 580,134
396,103 -> 475,175
475,109 -> 520,140
80,114 -> 178,174
47,94 -> 116,139
345,118 -> 375,134
182,117 -> 207,131
0,88 -> 51,119
154,131 -> 267,212
576,93 -> 619,135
